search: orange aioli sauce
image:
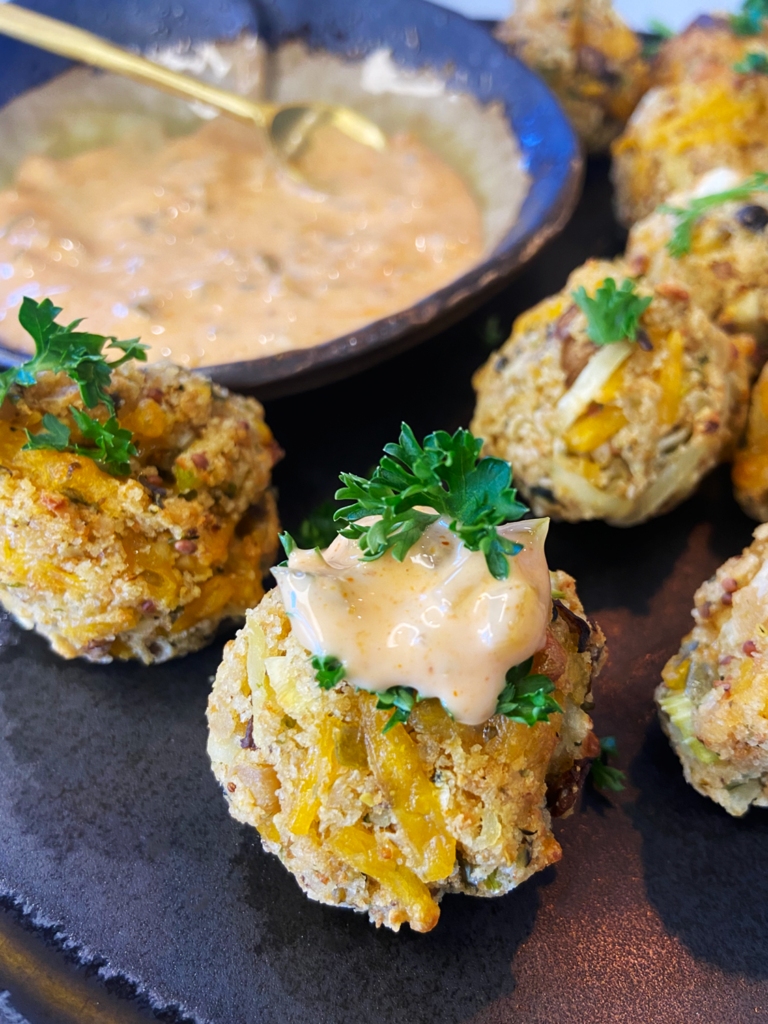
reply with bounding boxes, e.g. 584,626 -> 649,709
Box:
0,117 -> 483,366
272,515 -> 552,725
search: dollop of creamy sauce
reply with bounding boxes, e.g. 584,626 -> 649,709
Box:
0,118 -> 483,366
273,515 -> 552,725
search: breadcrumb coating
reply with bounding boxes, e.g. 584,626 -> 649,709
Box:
626,169 -> 768,351
612,55 -> 768,226
471,258 -> 752,526
656,523 -> 768,816
496,0 -> 649,153
207,573 -> 606,932
734,362 -> 768,521
0,361 -> 280,662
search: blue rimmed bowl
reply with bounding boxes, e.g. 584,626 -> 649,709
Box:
0,0 -> 582,396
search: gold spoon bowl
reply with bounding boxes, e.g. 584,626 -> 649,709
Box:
0,2 -> 387,164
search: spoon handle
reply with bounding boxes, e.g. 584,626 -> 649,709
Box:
0,3 -> 273,126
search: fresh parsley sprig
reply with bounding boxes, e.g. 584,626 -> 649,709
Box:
297,500 -> 339,550
376,686 -> 420,733
23,410 -> 138,476
571,278 -> 652,346
311,654 -> 346,690
0,297 -> 147,410
659,171 -> 768,257
731,0 -> 768,35
589,735 -> 626,792
334,424 -> 528,581
494,657 -> 562,726
734,50 -> 768,73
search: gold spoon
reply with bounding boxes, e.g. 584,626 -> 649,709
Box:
0,3 -> 387,163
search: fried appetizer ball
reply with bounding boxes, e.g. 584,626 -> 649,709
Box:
471,259 -> 753,526
626,168 -> 768,348
734,361 -> 768,520
651,15 -> 766,88
0,361 -> 280,663
656,524 -> 768,816
496,0 -> 649,153
611,67 -> 768,225
207,576 -> 605,933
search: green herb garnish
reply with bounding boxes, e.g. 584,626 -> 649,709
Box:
297,500 -> 339,550
311,654 -> 346,690
589,735 -> 626,792
1,297 -> 148,476
375,685 -> 420,733
734,50 -> 768,73
648,18 -> 674,37
641,21 -> 674,60
571,278 -> 652,346
334,423 -> 528,581
731,0 -> 768,35
0,297 -> 147,410
495,657 -> 562,726
23,409 -> 138,476
659,171 -> 768,256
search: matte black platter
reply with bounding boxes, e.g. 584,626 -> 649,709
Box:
1,158 -> 767,1024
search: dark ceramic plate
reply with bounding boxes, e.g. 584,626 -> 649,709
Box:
0,0 -> 581,398
1,160 -> 768,1024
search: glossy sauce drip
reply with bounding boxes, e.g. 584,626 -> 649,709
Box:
0,118 -> 483,366
273,515 -> 552,725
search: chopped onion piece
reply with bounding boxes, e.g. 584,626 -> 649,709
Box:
556,341 -> 634,431
550,460 -> 633,521
619,441 -> 708,527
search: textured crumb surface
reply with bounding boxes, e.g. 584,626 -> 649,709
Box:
495,0 -> 649,153
0,361 -> 280,662
611,68 -> 768,226
626,169 -> 768,349
656,523 -> 768,816
471,257 -> 752,526
207,571 -> 606,932
734,362 -> 768,521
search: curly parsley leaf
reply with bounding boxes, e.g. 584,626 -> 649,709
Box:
734,50 -> 768,73
571,278 -> 652,346
334,424 -> 528,581
375,685 -> 420,733
0,296 -> 148,410
659,171 -> 768,257
22,412 -> 71,452
297,500 -> 339,550
589,735 -> 626,792
495,657 -> 562,726
311,654 -> 346,691
731,0 -> 768,35
23,408 -> 137,475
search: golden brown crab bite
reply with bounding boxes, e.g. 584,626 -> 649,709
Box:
0,360 -> 280,662
471,258 -> 752,525
496,0 -> 649,153
626,168 -> 768,351
657,524 -> 768,816
207,511 -> 605,932
612,43 -> 768,226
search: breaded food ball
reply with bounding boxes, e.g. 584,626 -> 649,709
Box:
0,361 -> 280,662
651,16 -> 765,88
611,69 -> 768,225
626,168 -> 768,348
471,258 -> 753,526
734,361 -> 768,520
496,0 -> 649,153
207,576 -> 605,933
657,524 -> 768,816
